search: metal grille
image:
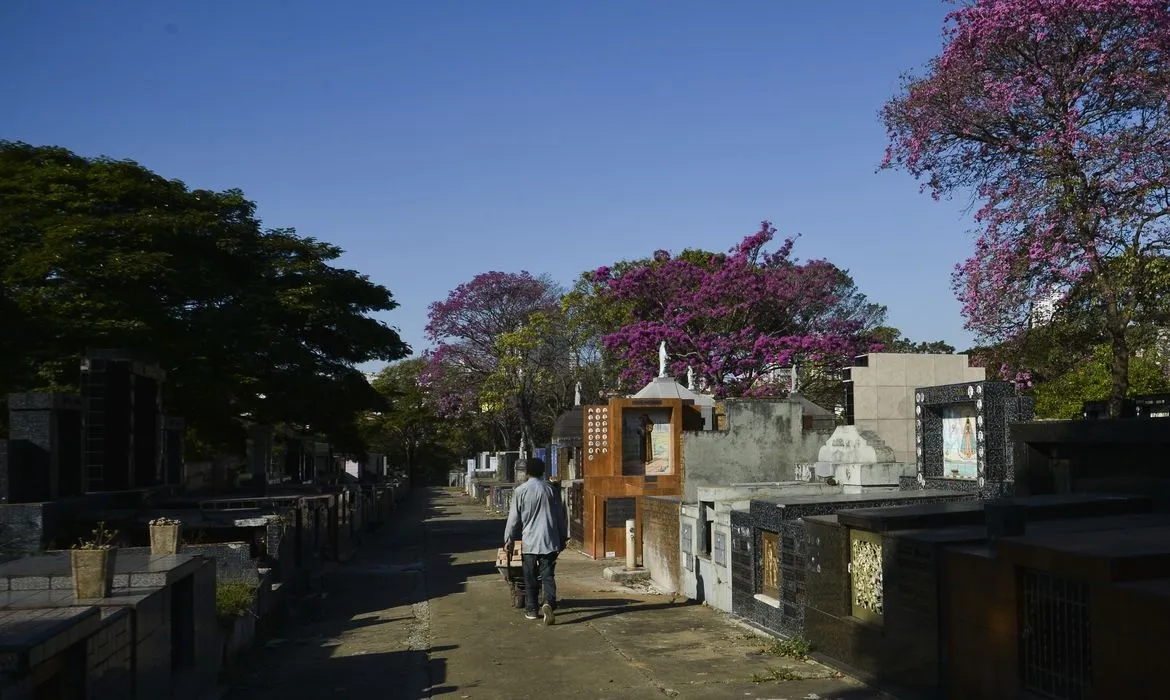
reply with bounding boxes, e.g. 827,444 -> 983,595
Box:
1019,569 -> 1092,700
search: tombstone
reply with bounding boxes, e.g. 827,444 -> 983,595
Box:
3,392 -> 84,502
910,380 -> 1033,498
811,425 -> 916,492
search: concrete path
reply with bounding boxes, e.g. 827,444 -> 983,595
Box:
225,488 -> 891,699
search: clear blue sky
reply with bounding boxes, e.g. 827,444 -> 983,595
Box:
1,0 -> 979,364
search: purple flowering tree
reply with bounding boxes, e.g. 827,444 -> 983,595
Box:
882,0 -> 1170,416
591,222 -> 885,400
421,271 -> 561,453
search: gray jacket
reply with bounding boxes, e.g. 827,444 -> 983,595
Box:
503,477 -> 568,555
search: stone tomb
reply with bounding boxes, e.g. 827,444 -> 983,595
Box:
679,482 -> 840,613
805,425 -> 917,493
802,493 -> 1152,696
907,380 -> 1033,498
728,489 -> 972,638
1011,417 -> 1170,507
0,551 -> 219,699
0,606 -> 125,699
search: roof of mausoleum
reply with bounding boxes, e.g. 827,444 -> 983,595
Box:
631,376 -> 716,405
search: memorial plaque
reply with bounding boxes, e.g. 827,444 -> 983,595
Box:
761,531 -> 781,599
713,532 -> 727,567
680,522 -> 693,555
605,497 -> 636,528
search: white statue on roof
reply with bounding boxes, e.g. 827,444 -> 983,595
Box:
658,341 -> 667,378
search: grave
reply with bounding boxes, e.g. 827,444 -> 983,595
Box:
679,482 -> 840,610
940,512 -> 1170,699
1011,416 -> 1170,507
806,424 -> 917,492
728,488 -> 973,638
802,493 -> 1154,697
905,380 -> 1034,498
0,551 -> 219,699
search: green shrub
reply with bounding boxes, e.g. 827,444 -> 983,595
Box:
216,582 -> 256,621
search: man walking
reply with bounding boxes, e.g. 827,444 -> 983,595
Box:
503,458 -> 567,625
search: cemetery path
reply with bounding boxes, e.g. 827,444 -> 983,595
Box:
224,488 -> 893,700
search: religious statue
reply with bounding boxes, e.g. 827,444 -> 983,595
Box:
658,341 -> 667,378
687,366 -> 694,390
959,417 -> 977,461
574,381 -> 582,406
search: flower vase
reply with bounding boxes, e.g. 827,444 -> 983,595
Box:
71,548 -> 117,600
150,524 -> 182,556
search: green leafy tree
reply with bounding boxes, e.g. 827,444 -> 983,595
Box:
869,326 -> 956,355
1033,344 -> 1170,419
0,141 -> 408,452
362,358 -> 478,484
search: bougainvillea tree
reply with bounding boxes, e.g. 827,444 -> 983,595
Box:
882,0 -> 1170,415
421,271 -> 562,453
590,222 -> 885,400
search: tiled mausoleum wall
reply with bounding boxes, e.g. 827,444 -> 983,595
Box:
728,492 -> 972,638
905,381 -> 1033,498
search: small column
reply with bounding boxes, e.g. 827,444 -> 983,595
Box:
625,518 -> 636,570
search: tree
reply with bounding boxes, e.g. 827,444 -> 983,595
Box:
0,141 -> 408,452
882,0 -> 1170,416
1033,342 -> 1170,418
422,271 -> 563,454
870,326 -> 957,354
362,358 -> 482,484
590,221 -> 886,401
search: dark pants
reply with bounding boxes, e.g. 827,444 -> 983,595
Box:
521,552 -> 558,613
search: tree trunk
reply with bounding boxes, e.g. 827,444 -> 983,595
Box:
1108,328 -> 1129,418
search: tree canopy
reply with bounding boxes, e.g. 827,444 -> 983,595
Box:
0,141 -> 408,452
588,222 -> 886,400
882,0 -> 1170,415
422,271 -> 569,453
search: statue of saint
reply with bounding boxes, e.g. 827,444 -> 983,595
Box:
574,381 -> 582,406
687,366 -> 695,390
658,341 -> 667,378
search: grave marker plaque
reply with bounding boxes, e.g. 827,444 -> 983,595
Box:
713,532 -> 727,567
761,531 -> 780,599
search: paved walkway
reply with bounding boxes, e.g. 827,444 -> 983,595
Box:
225,488 -> 890,699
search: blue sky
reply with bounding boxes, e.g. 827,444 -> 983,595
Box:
1,0 -> 979,364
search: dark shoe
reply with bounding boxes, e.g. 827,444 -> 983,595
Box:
524,610 -> 540,620
541,603 -> 555,626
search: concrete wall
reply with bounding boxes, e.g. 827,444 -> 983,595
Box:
849,353 -> 985,463
682,400 -> 830,502
641,496 -> 681,593
680,502 -> 739,613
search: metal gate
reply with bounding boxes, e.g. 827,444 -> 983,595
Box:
1019,569 -> 1092,700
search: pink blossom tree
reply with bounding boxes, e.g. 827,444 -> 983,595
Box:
591,222 -> 885,400
882,0 -> 1170,415
421,271 -> 562,454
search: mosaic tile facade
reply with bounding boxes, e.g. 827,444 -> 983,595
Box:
728,491 -> 973,637
909,381 -> 1033,499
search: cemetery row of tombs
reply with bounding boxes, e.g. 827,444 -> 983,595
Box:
459,352 -> 1170,700
0,350 -> 410,699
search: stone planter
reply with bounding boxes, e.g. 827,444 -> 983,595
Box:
71,548 -> 117,600
150,524 -> 182,555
